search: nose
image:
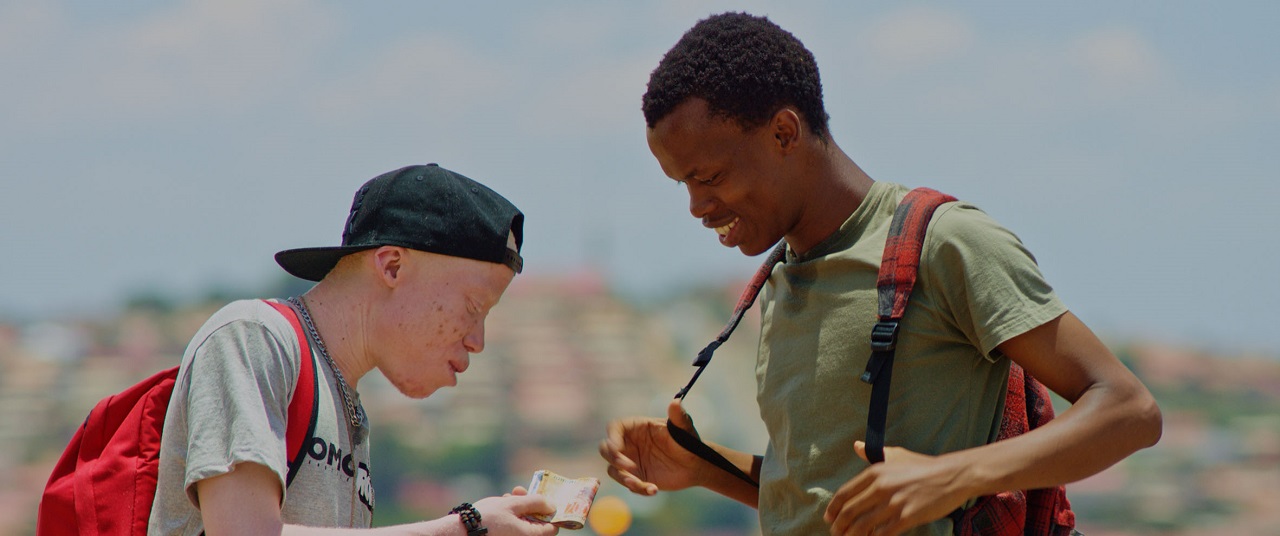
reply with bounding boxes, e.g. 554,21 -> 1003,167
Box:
463,319 -> 486,354
686,182 -> 715,220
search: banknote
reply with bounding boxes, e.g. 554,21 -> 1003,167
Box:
526,470 -> 601,529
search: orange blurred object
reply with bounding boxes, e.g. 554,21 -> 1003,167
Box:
586,495 -> 632,535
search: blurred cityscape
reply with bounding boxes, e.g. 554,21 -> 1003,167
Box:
2,271 -> 1277,535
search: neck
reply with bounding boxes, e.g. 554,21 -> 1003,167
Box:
300,284 -> 369,389
785,139 -> 874,255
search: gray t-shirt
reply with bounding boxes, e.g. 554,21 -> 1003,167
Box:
149,299 -> 374,535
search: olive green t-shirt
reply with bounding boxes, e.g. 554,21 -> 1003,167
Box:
755,181 -> 1066,536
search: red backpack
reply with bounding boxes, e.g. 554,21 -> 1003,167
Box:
37,300 -> 319,536
669,188 -> 1076,535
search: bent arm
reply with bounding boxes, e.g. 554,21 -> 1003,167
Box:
599,401 -> 763,508
947,311 -> 1162,497
197,462 -> 468,536
697,445 -> 763,508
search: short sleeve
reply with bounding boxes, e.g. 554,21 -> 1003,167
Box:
179,316 -> 298,507
923,203 -> 1067,359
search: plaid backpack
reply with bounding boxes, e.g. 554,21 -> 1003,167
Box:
37,300 -> 319,536
670,187 -> 1077,535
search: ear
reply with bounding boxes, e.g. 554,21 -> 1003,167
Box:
371,246 -> 406,287
771,107 -> 802,154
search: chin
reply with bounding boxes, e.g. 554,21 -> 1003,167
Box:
739,243 -> 773,257
396,382 -> 443,400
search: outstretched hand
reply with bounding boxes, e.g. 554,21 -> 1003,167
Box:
473,488 -> 560,535
823,441 -> 971,536
598,399 -> 708,496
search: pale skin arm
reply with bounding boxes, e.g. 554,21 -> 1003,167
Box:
196,462 -> 560,536
599,399 -> 762,508
824,311 -> 1163,536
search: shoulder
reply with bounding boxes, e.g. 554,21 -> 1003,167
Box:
185,299 -> 303,365
924,200 -> 1036,261
204,298 -> 295,328
197,299 -> 298,340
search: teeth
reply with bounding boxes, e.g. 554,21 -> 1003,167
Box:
716,219 -> 738,236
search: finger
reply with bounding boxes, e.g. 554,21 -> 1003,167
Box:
877,518 -> 912,536
853,440 -> 868,462
598,438 -> 640,473
521,514 -> 560,536
507,493 -> 557,515
824,472 -> 873,523
600,420 -> 648,466
601,423 -> 622,455
603,418 -> 640,451
606,465 -> 658,496
838,499 -> 897,536
666,399 -> 694,433
508,486 -> 528,496
849,506 -> 901,536
607,465 -> 658,495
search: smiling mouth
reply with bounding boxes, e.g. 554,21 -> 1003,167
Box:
715,218 -> 739,237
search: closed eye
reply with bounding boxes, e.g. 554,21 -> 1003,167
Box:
700,172 -> 723,186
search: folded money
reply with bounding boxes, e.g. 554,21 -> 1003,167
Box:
526,470 -> 601,529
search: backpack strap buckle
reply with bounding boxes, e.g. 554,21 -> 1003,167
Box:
861,320 -> 899,384
869,320 -> 899,352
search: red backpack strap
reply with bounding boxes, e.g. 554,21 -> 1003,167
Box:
856,190 -> 1077,535
262,299 -> 319,485
860,187 -> 956,463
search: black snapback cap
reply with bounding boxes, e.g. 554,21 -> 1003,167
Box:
275,164 -> 524,282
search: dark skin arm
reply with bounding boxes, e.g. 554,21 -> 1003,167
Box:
824,311 -> 1163,536
599,399 -> 762,508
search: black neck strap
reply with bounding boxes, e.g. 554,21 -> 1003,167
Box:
668,241 -> 787,489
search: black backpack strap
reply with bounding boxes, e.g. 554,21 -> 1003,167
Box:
667,241 -> 787,488
861,188 -> 956,463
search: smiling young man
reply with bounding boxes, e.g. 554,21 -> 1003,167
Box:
599,12 -> 1162,536
149,164 -> 560,536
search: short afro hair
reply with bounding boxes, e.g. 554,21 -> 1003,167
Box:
643,12 -> 830,138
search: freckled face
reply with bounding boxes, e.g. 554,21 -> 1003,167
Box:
374,252 -> 514,399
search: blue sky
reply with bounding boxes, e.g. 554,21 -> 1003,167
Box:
1,1 -> 1277,353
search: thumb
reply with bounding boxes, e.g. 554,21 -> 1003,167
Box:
509,493 -> 557,515
667,399 -> 696,434
853,440 -> 869,462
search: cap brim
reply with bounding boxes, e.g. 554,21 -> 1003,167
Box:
274,245 -> 377,282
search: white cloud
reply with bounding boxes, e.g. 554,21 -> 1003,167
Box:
112,0 -> 336,105
0,3 -> 60,53
301,34 -> 507,126
864,6 -> 974,73
1067,26 -> 1166,98
838,19 -> 1173,124
1,0 -> 338,131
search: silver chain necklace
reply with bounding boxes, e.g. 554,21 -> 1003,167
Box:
289,296 -> 366,432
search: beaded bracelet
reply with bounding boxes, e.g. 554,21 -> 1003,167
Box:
449,502 -> 488,536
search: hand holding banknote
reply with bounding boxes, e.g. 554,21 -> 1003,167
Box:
468,489 -> 560,535
525,470 -> 601,530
